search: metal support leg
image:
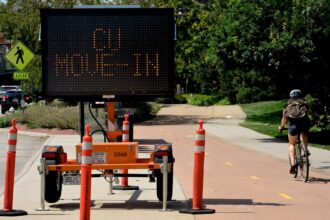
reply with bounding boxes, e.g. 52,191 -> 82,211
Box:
36,158 -> 49,211
107,174 -> 114,195
161,156 -> 168,211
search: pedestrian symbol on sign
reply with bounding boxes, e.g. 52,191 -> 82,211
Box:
15,46 -> 24,64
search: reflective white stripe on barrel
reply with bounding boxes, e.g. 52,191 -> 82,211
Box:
82,141 -> 92,164
8,132 -> 17,152
123,134 -> 129,141
8,145 -> 16,152
122,119 -> 129,142
195,146 -> 205,152
8,133 -> 17,140
82,142 -> 92,150
82,156 -> 92,164
195,134 -> 205,141
123,125 -> 129,130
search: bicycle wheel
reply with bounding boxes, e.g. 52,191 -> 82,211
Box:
289,154 -> 298,178
299,145 -> 309,182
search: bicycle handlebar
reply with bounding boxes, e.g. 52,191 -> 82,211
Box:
279,127 -> 288,135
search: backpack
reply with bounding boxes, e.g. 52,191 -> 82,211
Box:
285,99 -> 308,119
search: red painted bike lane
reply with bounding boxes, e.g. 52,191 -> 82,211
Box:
135,122 -> 330,220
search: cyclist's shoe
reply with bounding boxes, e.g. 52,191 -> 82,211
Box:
290,164 -> 298,174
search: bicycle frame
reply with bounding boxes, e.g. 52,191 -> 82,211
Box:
292,132 -> 309,182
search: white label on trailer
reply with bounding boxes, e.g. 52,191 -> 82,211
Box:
63,174 -> 80,185
92,152 -> 107,164
77,152 -> 107,164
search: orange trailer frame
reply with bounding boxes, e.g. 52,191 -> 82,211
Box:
37,101 -> 174,211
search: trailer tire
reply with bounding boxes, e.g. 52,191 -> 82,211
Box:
45,171 -> 62,203
156,168 -> 173,201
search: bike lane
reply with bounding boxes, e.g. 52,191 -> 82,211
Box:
135,105 -> 330,220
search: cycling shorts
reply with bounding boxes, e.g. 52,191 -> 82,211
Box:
288,117 -> 310,136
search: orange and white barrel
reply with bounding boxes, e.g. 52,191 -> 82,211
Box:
3,119 -> 21,213
122,114 -> 130,142
192,120 -> 205,210
80,125 -> 93,220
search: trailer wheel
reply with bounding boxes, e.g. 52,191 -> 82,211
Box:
156,168 -> 173,201
45,171 -> 62,203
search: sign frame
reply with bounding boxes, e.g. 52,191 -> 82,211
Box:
40,8 -> 175,101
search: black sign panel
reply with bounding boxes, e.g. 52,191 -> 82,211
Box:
40,8 -> 174,100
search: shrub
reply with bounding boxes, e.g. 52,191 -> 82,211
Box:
236,87 -> 271,104
21,104 -> 77,129
304,94 -> 330,129
0,116 -> 12,127
133,102 -> 152,122
189,94 -> 218,106
174,94 -> 188,104
0,112 -> 24,128
155,97 -> 174,104
0,101 -> 159,129
215,97 -> 231,105
150,102 -> 162,115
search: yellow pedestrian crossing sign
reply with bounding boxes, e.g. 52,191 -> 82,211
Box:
5,41 -> 35,70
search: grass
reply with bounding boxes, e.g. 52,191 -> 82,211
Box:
240,100 -> 330,150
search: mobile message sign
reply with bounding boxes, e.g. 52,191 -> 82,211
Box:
40,8 -> 174,100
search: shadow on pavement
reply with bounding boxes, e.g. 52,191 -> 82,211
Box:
256,138 -> 286,143
308,177 -> 330,184
49,190 -> 189,211
202,198 -> 286,206
100,200 -> 188,210
49,200 -> 188,211
50,201 -> 96,210
139,115 -> 205,125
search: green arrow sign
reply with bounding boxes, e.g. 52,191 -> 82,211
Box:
5,41 -> 35,70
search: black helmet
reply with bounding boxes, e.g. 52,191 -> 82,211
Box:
289,89 -> 302,99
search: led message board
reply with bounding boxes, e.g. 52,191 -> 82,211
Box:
40,9 -> 174,100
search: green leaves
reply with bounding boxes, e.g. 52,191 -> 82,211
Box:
0,0 -> 328,121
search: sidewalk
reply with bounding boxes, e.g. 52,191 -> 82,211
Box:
0,134 -> 193,220
156,104 -> 330,175
204,118 -> 330,175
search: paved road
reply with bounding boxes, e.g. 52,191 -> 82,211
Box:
0,130 -> 48,194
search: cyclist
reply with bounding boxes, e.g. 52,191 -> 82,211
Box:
279,89 -> 311,174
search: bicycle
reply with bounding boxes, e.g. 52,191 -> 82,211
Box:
288,132 -> 310,182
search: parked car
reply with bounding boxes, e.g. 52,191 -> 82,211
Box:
1,88 -> 22,114
0,85 -> 20,98
1,85 -> 20,91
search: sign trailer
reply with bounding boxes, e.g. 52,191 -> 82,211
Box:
38,8 -> 175,211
